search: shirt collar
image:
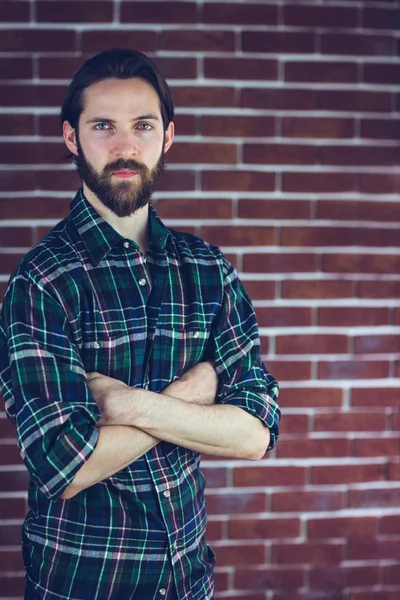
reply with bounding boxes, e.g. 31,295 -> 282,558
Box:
70,189 -> 171,267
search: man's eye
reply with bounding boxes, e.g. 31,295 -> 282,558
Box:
94,123 -> 111,130
137,123 -> 152,131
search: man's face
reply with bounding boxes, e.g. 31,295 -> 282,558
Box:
64,77 -> 174,217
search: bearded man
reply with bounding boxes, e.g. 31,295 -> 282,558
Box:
0,48 -> 280,600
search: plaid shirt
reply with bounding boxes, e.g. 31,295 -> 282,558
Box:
0,190 -> 280,600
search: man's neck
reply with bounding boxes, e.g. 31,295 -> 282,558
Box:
83,183 -> 150,256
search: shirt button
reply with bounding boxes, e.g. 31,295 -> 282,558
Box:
93,341 -> 100,349
138,278 -> 147,286
163,490 -> 171,498
193,331 -> 200,339
123,241 -> 130,248
159,590 -> 167,597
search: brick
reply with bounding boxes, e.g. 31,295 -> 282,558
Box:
0,57 -> 32,79
0,1 -> 30,21
259,336 -> 269,355
0,549 -> 24,571
349,537 -> 400,561
0,577 -> 25,596
0,443 -> 24,465
173,86 -> 235,108
354,335 -> 399,354
281,388 -> 343,408
318,307 -> 389,327
385,564 -> 400,584
314,411 -> 387,433
205,520 -> 224,541
351,388 -> 399,407
279,414 -> 309,434
82,31 -> 156,53
201,225 -> 275,247
37,1 -> 113,22
0,84 -> 65,107
321,33 -> 393,56
272,541 -> 344,565
266,359 -> 312,381
358,228 -> 400,248
0,497 -> 25,519
230,518 -> 301,541
201,115 -> 275,138
359,173 -> 400,194
282,172 -> 357,193
363,7 -> 400,29
360,119 -> 400,140
350,593 -> 400,600
201,467 -> 228,488
204,58 -> 277,81
282,117 -> 354,139
284,4 -> 357,28
244,253 -> 316,274
277,335 -> 348,355
121,1 -> 196,23
35,169 -> 82,192
274,592 -> 343,600
282,279 -> 355,300
0,171 -> 35,192
214,543 -> 265,567
172,114 -> 197,135
0,29 -> 75,52
359,280 -> 400,299
318,90 -> 392,113
0,142 -> 65,164
168,142 -> 237,164
272,490 -> 344,513
285,61 -> 357,84
380,515 -> 400,535
202,170 -> 274,192
242,280 -> 276,300
322,253 -> 400,274
0,114 -> 34,135
156,198 -> 232,220
281,226 -> 355,247
205,492 -> 266,515
310,565 -> 380,589
0,253 -> 26,275
0,523 -> 23,544
155,169 -> 197,192
276,438 -> 350,459
255,306 -> 312,328
0,415 -> 17,437
214,570 -> 229,591
242,31 -> 315,54
388,460 -> 400,480
239,199 -> 311,220
318,361 -> 390,380
317,199 -> 400,222
38,114 -> 63,136
203,3 -> 277,25
235,566 -> 304,590
364,63 -> 400,85
322,145 -> 398,166
154,57 -> 198,80
353,437 -> 400,458
311,463 -> 385,485
308,516 -> 378,539
233,466 -> 306,488
243,143 -> 317,166
242,88 -> 315,111
160,30 -> 234,52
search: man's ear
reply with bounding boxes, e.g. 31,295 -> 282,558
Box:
63,121 -> 79,156
164,121 -> 175,153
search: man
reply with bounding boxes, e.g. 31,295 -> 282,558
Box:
0,49 -> 280,600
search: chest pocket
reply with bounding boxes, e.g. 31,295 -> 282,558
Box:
151,327 -> 209,382
80,331 -> 136,380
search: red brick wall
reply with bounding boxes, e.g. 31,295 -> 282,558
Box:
0,1 -> 399,598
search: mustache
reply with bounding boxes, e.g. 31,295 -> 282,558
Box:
102,159 -> 149,177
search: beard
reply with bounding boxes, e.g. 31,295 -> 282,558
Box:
75,139 -> 165,218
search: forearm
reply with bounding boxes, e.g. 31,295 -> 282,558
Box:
114,389 -> 270,460
61,425 -> 158,499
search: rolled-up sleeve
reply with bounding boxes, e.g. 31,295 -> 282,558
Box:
0,273 -> 100,501
212,259 -> 280,451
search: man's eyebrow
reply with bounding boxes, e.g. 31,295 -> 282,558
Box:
85,113 -> 160,124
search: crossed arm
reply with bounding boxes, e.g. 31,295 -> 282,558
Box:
61,362 -> 270,499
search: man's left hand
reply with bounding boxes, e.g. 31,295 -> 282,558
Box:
87,372 -> 135,425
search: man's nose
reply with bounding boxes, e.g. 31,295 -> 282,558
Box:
112,132 -> 139,158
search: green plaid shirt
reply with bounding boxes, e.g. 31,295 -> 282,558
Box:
0,190 -> 280,600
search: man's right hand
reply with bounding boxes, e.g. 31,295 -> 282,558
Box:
163,361 -> 218,406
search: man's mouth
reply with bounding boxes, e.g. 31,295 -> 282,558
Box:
112,170 -> 138,179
